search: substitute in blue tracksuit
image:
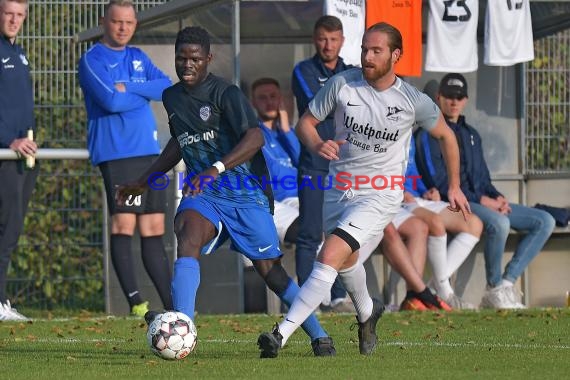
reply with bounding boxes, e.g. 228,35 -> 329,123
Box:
291,15 -> 353,311
0,0 -> 37,320
78,0 -> 172,315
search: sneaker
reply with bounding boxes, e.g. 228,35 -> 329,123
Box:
356,298 -> 384,355
321,297 -> 355,313
131,301 -> 149,317
444,293 -> 476,310
480,285 -> 521,309
0,300 -> 28,321
144,310 -> 160,325
257,323 -> 283,359
311,336 -> 336,356
400,297 -> 429,311
506,286 -> 527,309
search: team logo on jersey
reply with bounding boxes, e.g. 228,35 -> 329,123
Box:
199,106 -> 211,121
132,60 -> 143,72
19,54 -> 28,65
386,106 -> 404,122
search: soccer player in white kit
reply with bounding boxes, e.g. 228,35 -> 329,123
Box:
258,22 -> 470,358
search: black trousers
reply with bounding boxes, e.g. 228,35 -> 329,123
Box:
0,160 -> 38,303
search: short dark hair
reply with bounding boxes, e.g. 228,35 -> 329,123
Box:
104,0 -> 135,16
313,15 -> 343,34
251,77 -> 280,94
366,22 -> 403,56
175,26 -> 210,54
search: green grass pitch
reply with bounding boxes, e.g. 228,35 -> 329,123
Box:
1,309 -> 569,379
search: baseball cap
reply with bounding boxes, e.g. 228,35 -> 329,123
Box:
439,73 -> 468,98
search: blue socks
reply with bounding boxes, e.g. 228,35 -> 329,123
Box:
171,257 -> 200,320
279,279 -> 327,340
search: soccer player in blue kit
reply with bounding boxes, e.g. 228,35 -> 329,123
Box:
115,26 -> 335,357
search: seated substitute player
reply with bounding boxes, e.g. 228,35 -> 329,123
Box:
402,137 -> 482,309
250,77 -> 301,246
115,26 -> 335,357
258,22 -> 470,358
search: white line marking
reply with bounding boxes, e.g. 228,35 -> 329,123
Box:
2,337 -> 568,350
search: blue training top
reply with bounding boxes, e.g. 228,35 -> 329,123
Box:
0,35 -> 34,148
258,120 -> 300,201
291,54 -> 352,172
78,43 -> 171,165
404,137 -> 429,197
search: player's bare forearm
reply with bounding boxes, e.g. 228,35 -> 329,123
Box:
137,137 -> 182,184
295,110 -> 323,153
429,115 -> 461,189
216,127 -> 264,171
429,115 -> 471,217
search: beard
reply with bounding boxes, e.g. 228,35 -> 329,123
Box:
362,58 -> 393,82
258,110 -> 278,122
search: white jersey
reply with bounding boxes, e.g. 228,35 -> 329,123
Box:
309,69 -> 439,192
324,0 -> 365,67
425,0 -> 479,73
484,0 -> 534,66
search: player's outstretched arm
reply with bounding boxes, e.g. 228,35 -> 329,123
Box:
115,137 -> 182,205
184,128 -> 265,197
428,114 -> 471,219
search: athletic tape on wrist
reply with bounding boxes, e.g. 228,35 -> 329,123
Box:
212,161 -> 225,174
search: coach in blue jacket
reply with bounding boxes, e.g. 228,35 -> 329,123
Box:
415,73 -> 555,309
0,0 -> 37,321
291,15 -> 354,312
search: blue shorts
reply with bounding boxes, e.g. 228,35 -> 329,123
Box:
177,195 -> 282,261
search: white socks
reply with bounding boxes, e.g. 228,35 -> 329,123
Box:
278,262 -> 337,345
338,262 -> 373,323
445,233 -> 479,279
428,233 -> 479,299
427,234 -> 449,283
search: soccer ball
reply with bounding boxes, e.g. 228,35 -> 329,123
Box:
146,311 -> 197,360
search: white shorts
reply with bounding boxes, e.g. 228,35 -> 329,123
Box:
273,197 -> 299,243
323,188 -> 402,250
391,207 -> 414,229
403,198 -> 449,214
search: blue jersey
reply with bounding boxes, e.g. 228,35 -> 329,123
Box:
78,43 -> 171,165
404,137 -> 429,197
0,36 -> 34,148
292,54 -> 353,171
259,121 -> 300,201
163,74 -> 272,209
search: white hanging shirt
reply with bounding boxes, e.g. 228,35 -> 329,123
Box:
323,0 -> 365,67
484,0 -> 534,66
425,0 -> 479,73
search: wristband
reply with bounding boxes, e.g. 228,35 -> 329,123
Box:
212,161 -> 225,174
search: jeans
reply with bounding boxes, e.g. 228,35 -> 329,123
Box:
469,202 -> 555,287
296,168 -> 346,300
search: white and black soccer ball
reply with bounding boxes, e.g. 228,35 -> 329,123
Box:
146,311 -> 197,360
